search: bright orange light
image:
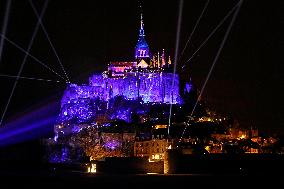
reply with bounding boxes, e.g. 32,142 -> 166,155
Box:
240,134 -> 246,139
154,124 -> 167,129
205,146 -> 211,153
87,163 -> 96,173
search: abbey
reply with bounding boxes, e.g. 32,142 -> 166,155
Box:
56,12 -> 192,130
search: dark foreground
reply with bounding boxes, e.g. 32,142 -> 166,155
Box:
0,157 -> 284,189
0,169 -> 282,188
1,140 -> 283,188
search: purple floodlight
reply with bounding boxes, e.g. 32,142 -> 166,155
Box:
103,140 -> 120,150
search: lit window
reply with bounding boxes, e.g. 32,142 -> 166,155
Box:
87,163 -> 96,173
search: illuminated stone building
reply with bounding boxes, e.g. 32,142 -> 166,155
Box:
56,11 -> 190,129
50,10 -> 194,163
134,124 -> 172,161
108,62 -> 136,77
134,139 -> 172,161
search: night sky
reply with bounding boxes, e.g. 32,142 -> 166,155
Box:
0,0 -> 283,136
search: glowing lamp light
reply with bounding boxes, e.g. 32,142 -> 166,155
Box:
87,163 -> 96,173
204,146 -> 211,153
240,134 -> 246,139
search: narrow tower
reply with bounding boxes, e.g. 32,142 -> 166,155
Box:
135,11 -> 150,60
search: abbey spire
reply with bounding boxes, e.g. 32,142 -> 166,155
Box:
139,13 -> 145,37
135,6 -> 150,59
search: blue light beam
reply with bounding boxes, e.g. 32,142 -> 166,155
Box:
0,101 -> 58,147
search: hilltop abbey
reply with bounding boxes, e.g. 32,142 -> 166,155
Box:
56,12 -> 193,131
48,11 -> 198,164
46,10 -> 264,165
